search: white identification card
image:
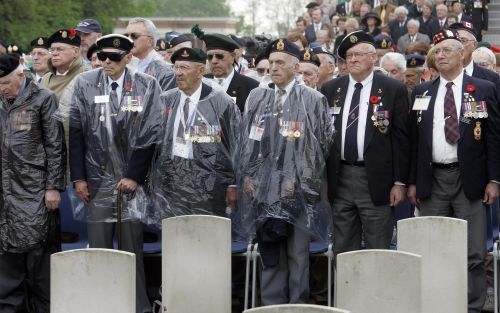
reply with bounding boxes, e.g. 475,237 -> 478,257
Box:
249,125 -> 264,141
95,95 -> 110,103
231,97 -> 237,103
474,1 -> 482,8
330,106 -> 341,115
412,96 -> 431,111
173,139 -> 192,159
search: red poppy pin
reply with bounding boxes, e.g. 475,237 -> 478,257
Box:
466,84 -> 475,93
69,28 -> 77,39
370,95 -> 381,104
124,82 -> 132,91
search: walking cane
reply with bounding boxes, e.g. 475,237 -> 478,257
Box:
116,190 -> 123,250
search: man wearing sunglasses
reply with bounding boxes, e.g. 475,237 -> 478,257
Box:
69,34 -> 162,313
125,17 -> 176,91
194,29 -> 259,113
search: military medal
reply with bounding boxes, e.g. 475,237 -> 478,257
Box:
474,121 -> 481,140
99,105 -> 105,122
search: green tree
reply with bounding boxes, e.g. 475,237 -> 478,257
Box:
156,0 -> 230,17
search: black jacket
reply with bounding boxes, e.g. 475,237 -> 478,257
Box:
205,71 -> 259,113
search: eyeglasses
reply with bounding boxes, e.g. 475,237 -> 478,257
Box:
96,51 -> 127,62
433,47 -> 460,56
459,38 -> 476,44
48,46 -> 73,53
256,67 -> 269,74
345,51 -> 373,60
30,51 -> 49,57
207,53 -> 226,61
124,32 -> 150,40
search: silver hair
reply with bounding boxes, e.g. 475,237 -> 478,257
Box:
128,17 -> 157,40
345,17 -> 359,29
380,52 -> 407,72
473,47 -> 496,65
394,6 -> 409,16
407,19 -> 420,29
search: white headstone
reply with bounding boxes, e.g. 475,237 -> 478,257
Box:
244,304 -> 349,312
336,250 -> 422,313
398,216 -> 467,313
162,215 -> 231,313
51,248 -> 135,313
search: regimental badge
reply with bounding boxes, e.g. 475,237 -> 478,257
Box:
113,38 -> 120,48
350,35 -> 358,43
181,50 -> 190,58
304,49 -> 311,61
277,39 -> 285,51
160,40 -> 166,50
7,46 -> 12,53
38,37 -> 44,45
381,39 -> 387,48
474,121 -> 481,140
410,58 -> 417,66
446,30 -> 454,37
13,45 -> 18,52
61,30 -> 68,38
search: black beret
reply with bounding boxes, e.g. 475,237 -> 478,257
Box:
311,46 -> 336,58
405,54 -> 425,68
337,31 -> 375,60
87,43 -> 99,60
7,44 -> 24,56
254,51 -> 268,67
451,0 -> 463,5
267,38 -> 301,59
48,28 -> 81,47
96,34 -> 134,52
156,39 -> 167,51
0,54 -> 20,78
164,32 -> 191,49
203,33 -> 241,52
306,2 -> 320,9
299,49 -> 321,67
432,29 -> 461,45
171,47 -> 207,64
30,37 -> 49,50
448,21 -> 476,38
374,34 -> 393,49
361,12 -> 382,27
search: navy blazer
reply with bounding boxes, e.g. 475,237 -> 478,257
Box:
410,75 -> 500,201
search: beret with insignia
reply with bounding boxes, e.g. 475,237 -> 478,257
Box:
337,31 -> 375,60
192,24 -> 240,52
171,47 -> 207,64
374,34 -> 393,49
311,46 -> 336,59
96,34 -> 133,52
448,21 -> 476,38
0,53 -> 20,78
86,43 -> 99,60
432,29 -> 461,45
7,44 -> 24,56
267,38 -> 301,59
299,49 -> 321,67
405,54 -> 425,68
156,39 -> 167,51
164,32 -> 191,49
48,28 -> 81,47
30,37 -> 49,50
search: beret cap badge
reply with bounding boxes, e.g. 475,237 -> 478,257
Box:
304,50 -> 311,61
381,39 -> 387,48
37,38 -> 44,45
350,35 -> 358,43
181,50 -> 190,57
160,41 -> 166,49
410,58 -> 417,66
277,39 -> 285,51
61,30 -> 68,38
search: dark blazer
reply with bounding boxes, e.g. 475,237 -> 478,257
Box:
321,73 -> 410,206
388,19 -> 408,44
458,13 -> 473,23
470,63 -> 500,110
305,24 -> 317,44
409,75 -> 500,201
408,5 -> 424,18
418,16 -> 440,40
205,70 -> 259,113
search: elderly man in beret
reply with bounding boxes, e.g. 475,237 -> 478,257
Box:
321,31 -> 410,257
237,38 -> 333,305
408,29 -> 500,313
298,49 -> 321,89
404,53 -> 425,92
69,34 -> 162,313
41,28 -> 84,100
162,31 -> 192,64
311,46 -> 337,88
30,36 -> 51,83
0,53 -> 66,312
126,17 -> 176,91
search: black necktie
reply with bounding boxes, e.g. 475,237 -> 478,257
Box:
110,82 -> 119,109
344,82 -> 363,164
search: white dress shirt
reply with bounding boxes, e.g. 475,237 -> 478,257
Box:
215,69 -> 235,93
173,82 -> 202,142
274,79 -> 295,106
341,72 -> 374,161
432,71 -> 464,163
464,60 -> 474,76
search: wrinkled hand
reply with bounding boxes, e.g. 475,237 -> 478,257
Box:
226,186 -> 238,209
45,189 -> 61,211
483,182 -> 499,205
117,178 -> 138,194
75,181 -> 90,205
243,176 -> 255,198
407,184 -> 418,205
390,185 -> 406,207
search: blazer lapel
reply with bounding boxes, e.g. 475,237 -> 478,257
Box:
334,77 -> 349,152
421,78 -> 439,152
459,75 -> 470,139
364,77 -> 378,152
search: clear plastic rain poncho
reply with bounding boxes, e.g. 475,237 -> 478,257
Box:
134,80 -> 241,228
235,82 -> 334,242
143,53 -> 176,91
62,67 -> 162,223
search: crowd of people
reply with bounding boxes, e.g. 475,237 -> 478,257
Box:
0,0 -> 500,312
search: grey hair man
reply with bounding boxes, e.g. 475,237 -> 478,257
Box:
380,52 -> 406,81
